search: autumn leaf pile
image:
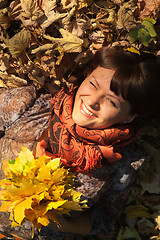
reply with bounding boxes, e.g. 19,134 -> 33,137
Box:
0,0 -> 160,89
0,0 -> 160,239
0,147 -> 87,230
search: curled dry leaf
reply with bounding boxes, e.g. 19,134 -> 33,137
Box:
41,0 -> 56,15
0,0 -> 8,9
31,43 -> 55,54
0,9 -> 10,29
139,0 -> 160,19
20,0 -> 43,20
0,54 -> 9,71
61,0 -> 77,9
70,16 -> 91,38
40,0 -> 71,30
5,29 -> 30,57
140,171 -> 160,194
77,0 -> 92,10
41,11 -> 68,30
117,1 -> 137,31
9,0 -> 22,21
0,71 -> 27,88
44,28 -> 83,53
96,9 -> 116,32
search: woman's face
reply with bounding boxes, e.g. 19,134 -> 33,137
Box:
72,66 -> 135,129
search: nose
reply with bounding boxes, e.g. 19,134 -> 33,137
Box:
88,97 -> 101,111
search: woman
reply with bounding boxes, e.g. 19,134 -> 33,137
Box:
0,47 -> 160,236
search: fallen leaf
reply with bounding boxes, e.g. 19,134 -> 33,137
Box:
5,29 -> 30,57
139,0 -> 160,19
61,0 -> 77,9
96,9 -> 116,32
137,218 -> 155,235
117,226 -> 142,240
0,54 -> 10,71
20,0 -> 43,20
0,9 -> 10,29
31,43 -> 55,54
0,148 -> 87,230
142,18 -> 157,37
123,46 -> 140,55
44,28 -> 83,53
125,204 -> 152,218
77,0 -> 93,10
70,16 -> 91,38
140,172 -> 160,194
0,0 -> 8,8
0,72 -> 27,87
9,0 -> 22,21
117,1 -> 137,31
41,11 -> 68,30
41,0 -> 57,15
154,214 -> 160,230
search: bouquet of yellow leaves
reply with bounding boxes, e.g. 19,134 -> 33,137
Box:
0,147 -> 87,230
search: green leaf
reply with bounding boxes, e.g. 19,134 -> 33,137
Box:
143,18 -> 157,37
129,27 -> 139,43
138,27 -> 152,46
117,226 -> 142,240
9,160 -> 16,165
143,17 -> 156,25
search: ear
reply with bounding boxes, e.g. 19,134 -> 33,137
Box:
122,114 -> 138,124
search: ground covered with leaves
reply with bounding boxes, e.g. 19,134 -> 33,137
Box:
0,0 -> 160,239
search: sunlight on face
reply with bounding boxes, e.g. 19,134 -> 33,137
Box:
72,66 -> 134,129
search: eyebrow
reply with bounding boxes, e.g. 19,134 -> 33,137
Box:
92,76 -> 100,88
108,93 -> 122,105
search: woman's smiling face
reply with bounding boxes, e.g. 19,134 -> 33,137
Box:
72,66 -> 134,129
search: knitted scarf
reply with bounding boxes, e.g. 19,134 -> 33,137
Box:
35,88 -> 138,174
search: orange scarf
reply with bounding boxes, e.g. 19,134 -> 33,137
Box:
35,88 -> 138,174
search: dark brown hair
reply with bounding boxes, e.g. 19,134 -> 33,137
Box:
73,47 -> 160,120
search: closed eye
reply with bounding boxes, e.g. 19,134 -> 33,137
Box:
89,81 -> 97,89
107,98 -> 119,109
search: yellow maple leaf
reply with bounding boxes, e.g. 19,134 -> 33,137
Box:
0,147 -> 87,230
13,197 -> 33,225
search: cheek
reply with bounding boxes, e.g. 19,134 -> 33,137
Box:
102,107 -> 123,124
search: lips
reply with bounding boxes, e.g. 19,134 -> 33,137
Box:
80,100 -> 97,118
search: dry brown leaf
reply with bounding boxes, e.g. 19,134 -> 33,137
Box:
89,30 -> 105,49
96,9 -> 116,32
0,72 -> 27,87
0,0 -> 8,8
31,43 -> 55,54
0,9 -> 10,29
61,0 -> 77,9
41,0 -> 57,15
140,172 -> 160,194
155,214 -> 160,231
77,0 -> 93,9
5,29 -> 30,57
9,0 -> 22,21
41,11 -> 68,30
117,1 -> 137,31
0,54 -> 10,71
137,218 -> 155,235
0,79 -> 7,87
20,0 -> 43,20
40,0 -> 68,29
60,7 -> 76,29
44,28 -> 83,53
70,16 -> 91,38
139,0 -> 160,19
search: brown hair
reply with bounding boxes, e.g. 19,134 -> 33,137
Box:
73,47 -> 160,120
